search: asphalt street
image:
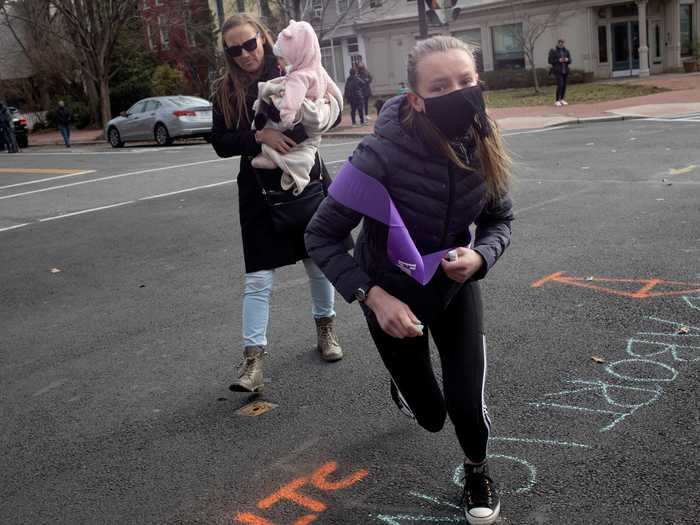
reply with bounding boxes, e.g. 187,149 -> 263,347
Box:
1,119 -> 699,525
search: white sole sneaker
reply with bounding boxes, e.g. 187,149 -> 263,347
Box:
465,501 -> 501,525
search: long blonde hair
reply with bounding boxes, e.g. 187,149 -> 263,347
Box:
401,36 -> 511,201
212,14 -> 276,129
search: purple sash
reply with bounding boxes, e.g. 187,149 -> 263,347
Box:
329,161 -> 453,286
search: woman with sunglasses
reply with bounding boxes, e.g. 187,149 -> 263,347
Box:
211,14 -> 345,393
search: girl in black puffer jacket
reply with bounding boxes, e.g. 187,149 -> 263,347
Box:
306,36 -> 513,525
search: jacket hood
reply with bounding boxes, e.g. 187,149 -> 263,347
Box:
273,20 -> 320,71
372,95 -> 433,160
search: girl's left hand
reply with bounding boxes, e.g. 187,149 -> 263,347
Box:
440,247 -> 484,283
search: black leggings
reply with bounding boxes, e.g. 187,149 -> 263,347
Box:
366,281 -> 491,463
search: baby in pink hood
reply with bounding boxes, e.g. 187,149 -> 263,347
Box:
252,20 -> 343,194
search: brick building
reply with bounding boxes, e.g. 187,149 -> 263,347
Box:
139,0 -> 217,96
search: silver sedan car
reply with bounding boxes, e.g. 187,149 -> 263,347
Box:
105,96 -> 213,148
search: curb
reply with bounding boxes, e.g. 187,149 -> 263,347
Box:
543,114 -> 646,128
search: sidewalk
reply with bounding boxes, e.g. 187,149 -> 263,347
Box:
24,73 -> 700,145
327,71 -> 700,135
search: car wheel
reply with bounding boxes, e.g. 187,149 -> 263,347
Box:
154,124 -> 173,146
108,127 -> 124,148
203,133 -> 212,143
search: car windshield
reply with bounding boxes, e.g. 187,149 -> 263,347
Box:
167,96 -> 210,108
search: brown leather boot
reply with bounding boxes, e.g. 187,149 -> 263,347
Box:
315,316 -> 343,362
229,346 -> 266,392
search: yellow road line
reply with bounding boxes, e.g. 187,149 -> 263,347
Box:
0,168 -> 80,174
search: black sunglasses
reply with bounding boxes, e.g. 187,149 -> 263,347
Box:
224,33 -> 259,58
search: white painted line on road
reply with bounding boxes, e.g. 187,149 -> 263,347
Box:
0,170 -> 96,190
139,180 -> 235,200
644,118 -> 700,123
0,158 -> 229,201
17,147 -> 190,156
0,223 -> 31,233
503,126 -> 571,137
514,187 -> 592,215
38,201 -> 136,222
325,159 -> 345,166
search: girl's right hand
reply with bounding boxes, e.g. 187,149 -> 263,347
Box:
256,128 -> 296,154
365,286 -> 423,339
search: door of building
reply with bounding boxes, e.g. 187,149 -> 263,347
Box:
612,21 -> 640,76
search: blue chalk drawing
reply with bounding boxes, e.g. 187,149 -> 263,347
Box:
372,490 -> 465,524
682,295 -> 700,311
626,338 -> 700,362
637,316 -> 700,338
453,454 -> 537,495
530,378 -> 663,431
604,358 -> 678,383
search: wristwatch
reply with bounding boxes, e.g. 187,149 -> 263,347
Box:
354,284 -> 375,303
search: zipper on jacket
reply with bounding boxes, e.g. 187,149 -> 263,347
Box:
441,162 -> 456,246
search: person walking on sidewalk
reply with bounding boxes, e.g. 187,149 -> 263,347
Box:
55,100 -> 72,148
210,13 -> 346,393
0,101 -> 19,153
356,62 -> 373,120
344,68 -> 366,126
306,36 -> 513,525
548,39 -> 571,107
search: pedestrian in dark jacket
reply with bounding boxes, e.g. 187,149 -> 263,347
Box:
548,39 -> 572,106
55,100 -> 72,147
0,101 -> 19,153
356,62 -> 373,120
344,68 -> 366,126
306,36 -> 513,525
210,13 -> 346,393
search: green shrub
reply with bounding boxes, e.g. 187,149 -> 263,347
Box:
151,65 -> 185,97
480,68 -> 587,91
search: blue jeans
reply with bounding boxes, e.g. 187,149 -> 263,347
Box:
242,258 -> 336,348
58,125 -> 70,146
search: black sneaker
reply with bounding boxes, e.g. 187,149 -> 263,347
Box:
390,379 -> 415,419
462,461 -> 500,525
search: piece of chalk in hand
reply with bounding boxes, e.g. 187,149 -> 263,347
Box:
414,323 -> 424,334
447,250 -> 458,262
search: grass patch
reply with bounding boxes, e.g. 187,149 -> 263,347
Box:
484,83 -> 669,108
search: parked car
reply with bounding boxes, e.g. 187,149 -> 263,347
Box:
0,107 -> 28,149
105,96 -> 213,148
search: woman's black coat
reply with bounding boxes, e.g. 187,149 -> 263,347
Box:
211,54 -> 325,273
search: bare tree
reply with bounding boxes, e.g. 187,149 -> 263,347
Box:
48,0 -> 138,126
509,2 -> 563,92
0,0 -> 78,108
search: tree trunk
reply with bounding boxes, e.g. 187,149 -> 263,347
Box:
99,75 -> 112,127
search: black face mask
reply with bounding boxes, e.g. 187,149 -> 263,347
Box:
421,85 -> 490,140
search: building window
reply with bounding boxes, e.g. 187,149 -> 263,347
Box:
453,28 -> 484,72
611,3 -> 637,18
655,24 -> 661,60
598,25 -> 608,63
370,0 -> 383,7
312,0 -> 323,18
321,40 -> 346,84
159,16 -> 169,50
185,11 -> 196,47
680,4 -> 694,56
337,0 -> 349,13
491,23 -> 525,70
146,24 -> 155,50
347,37 -> 359,54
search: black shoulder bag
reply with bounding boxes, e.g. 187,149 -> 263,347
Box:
255,153 -> 331,234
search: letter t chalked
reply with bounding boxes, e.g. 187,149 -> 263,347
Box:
234,461 -> 369,525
